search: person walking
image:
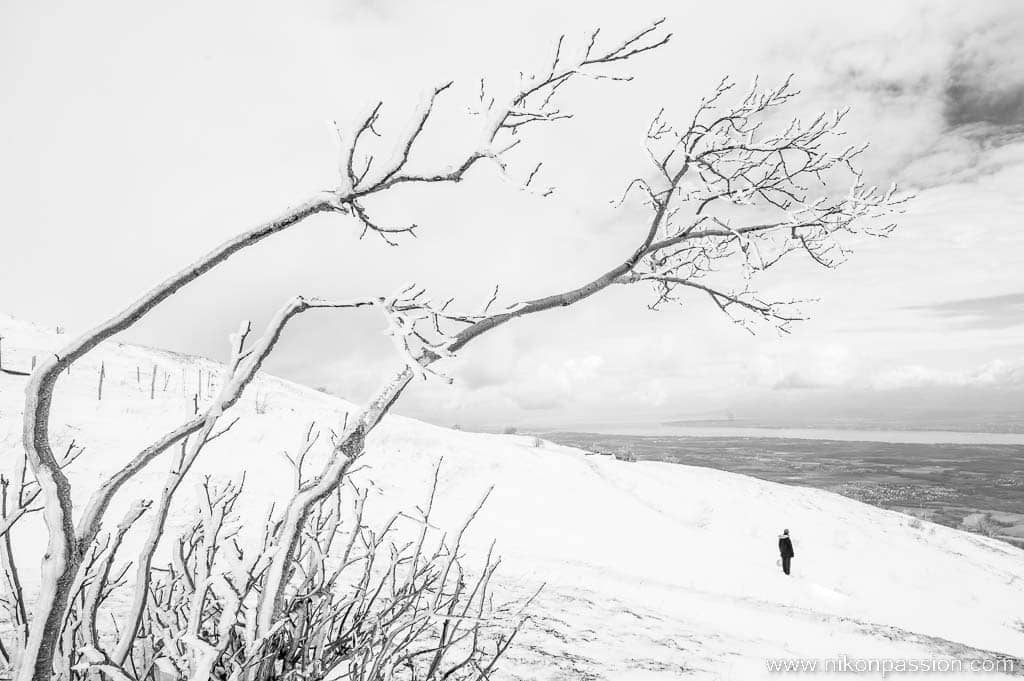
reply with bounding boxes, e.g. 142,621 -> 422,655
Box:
778,529 -> 795,575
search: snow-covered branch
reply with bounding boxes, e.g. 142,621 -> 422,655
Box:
611,76 -> 911,328
329,20 -> 671,239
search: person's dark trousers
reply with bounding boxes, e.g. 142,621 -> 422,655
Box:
782,556 -> 791,575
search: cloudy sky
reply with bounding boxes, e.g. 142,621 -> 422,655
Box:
2,0 -> 1023,430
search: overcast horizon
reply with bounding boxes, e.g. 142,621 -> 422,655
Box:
2,0 -> 1023,431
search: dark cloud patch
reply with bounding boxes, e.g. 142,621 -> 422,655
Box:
942,17 -> 1024,135
944,63 -> 1024,130
827,61 -> 933,103
906,292 -> 1024,329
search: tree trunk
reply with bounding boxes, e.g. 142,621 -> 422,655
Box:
18,196 -> 330,681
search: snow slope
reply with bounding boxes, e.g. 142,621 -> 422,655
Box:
2,314 -> 1023,679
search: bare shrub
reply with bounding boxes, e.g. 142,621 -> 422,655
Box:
973,514 -> 999,538
14,465 -> 535,681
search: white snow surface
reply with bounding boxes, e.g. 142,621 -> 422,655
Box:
1,314 -> 1023,679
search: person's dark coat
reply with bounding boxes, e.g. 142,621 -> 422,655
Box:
778,535 -> 795,559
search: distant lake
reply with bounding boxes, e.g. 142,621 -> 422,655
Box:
565,423 -> 1024,446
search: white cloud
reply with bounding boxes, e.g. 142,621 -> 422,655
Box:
505,354 -> 604,410
746,346 -> 857,390
872,359 -> 1024,390
744,349 -> 1024,393
3,0 -> 1024,428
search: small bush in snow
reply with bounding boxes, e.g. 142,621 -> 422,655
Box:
42,474 -> 535,681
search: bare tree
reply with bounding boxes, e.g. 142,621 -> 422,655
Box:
253,73 -> 904,643
9,21 -> 672,681
6,17 -> 907,681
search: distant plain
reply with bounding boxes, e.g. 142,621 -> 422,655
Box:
541,430 -> 1024,549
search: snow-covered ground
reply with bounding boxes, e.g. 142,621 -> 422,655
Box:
2,313 -> 1023,679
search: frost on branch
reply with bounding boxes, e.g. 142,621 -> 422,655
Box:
615,75 -> 910,333
326,20 -> 671,243
375,284 -> 495,382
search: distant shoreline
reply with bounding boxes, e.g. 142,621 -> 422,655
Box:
541,424 -> 1024,446
662,418 -> 1024,435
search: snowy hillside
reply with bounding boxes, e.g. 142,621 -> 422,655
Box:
1,313 -> 1023,680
